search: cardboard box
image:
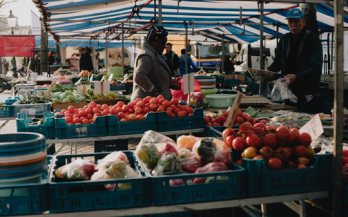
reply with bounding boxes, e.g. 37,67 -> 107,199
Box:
235,75 -> 245,84
53,101 -> 87,111
87,98 -> 118,106
224,74 -> 235,79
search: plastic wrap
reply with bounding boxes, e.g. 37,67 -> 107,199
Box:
270,78 -> 298,103
177,135 -> 201,149
97,151 -> 129,170
213,149 -> 232,166
195,162 -> 228,174
140,130 -> 175,144
192,137 -> 217,164
179,149 -> 202,173
55,159 -> 96,180
152,153 -> 181,176
156,142 -> 179,156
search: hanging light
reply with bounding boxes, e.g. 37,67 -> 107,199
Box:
6,10 -> 17,28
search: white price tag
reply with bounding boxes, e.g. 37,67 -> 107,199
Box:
77,85 -> 91,96
93,82 -> 101,95
183,73 -> 194,95
299,114 -> 324,140
183,74 -> 189,95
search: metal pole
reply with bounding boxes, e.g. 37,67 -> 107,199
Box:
331,28 -> 334,70
185,22 -> 188,75
198,45 -> 201,68
105,36 -> 108,72
158,0 -> 162,26
259,1 -> 264,95
332,0 -> 344,214
0,58 -> 2,75
40,23 -> 48,75
154,0 -> 156,21
221,34 -> 224,74
276,21 -> 279,55
122,23 -> 124,79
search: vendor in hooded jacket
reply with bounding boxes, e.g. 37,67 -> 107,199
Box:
268,8 -> 323,114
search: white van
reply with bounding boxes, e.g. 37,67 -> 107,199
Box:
234,39 -> 278,73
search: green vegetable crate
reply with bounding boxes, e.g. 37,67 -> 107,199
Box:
16,112 -> 55,140
55,115 -> 107,139
13,103 -> 52,116
48,152 -> 150,213
0,105 -> 14,117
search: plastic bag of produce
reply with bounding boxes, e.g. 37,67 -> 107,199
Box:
213,149 -> 232,166
135,142 -> 160,170
195,162 -> 228,174
156,142 -> 179,156
152,153 -> 181,176
192,138 -> 217,164
177,135 -> 201,149
97,151 -> 129,170
179,149 -> 202,173
140,130 -> 175,144
55,159 -> 96,180
270,78 -> 297,103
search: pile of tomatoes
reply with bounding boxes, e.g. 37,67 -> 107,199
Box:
341,149 -> 348,184
57,95 -> 194,125
223,122 -> 314,170
204,110 -> 268,127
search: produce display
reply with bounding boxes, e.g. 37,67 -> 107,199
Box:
55,151 -> 140,190
54,68 -> 72,76
204,110 -> 268,127
51,76 -> 72,85
188,92 -> 208,108
342,149 -> 348,184
135,130 -> 232,186
0,102 -> 4,110
51,90 -> 87,104
86,89 -> 117,100
78,70 -> 92,77
14,95 -> 51,104
223,121 -> 316,170
51,84 -> 76,93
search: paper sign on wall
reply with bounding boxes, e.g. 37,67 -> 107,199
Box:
77,85 -> 91,96
299,114 -> 324,140
93,82 -> 110,95
183,73 -> 194,95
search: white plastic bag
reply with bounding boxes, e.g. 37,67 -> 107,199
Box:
270,78 -> 298,103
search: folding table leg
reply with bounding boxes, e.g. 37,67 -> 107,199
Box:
261,204 -> 267,217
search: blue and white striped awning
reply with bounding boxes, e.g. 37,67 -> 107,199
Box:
36,0 -> 348,44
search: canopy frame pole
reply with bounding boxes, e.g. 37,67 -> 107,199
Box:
154,0 -> 156,21
333,0 -> 344,214
122,23 -> 125,79
198,44 -> 201,68
158,0 -> 162,26
221,34 -> 224,74
185,21 -> 188,75
276,21 -> 279,54
259,1 -> 264,95
105,37 -> 108,70
331,28 -> 334,70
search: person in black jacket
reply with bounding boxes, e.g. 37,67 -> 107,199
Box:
48,52 -> 56,65
164,43 -> 180,77
79,48 -> 94,71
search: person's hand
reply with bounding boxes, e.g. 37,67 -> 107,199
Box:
281,74 -> 296,85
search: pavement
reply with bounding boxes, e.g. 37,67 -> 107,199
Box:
0,90 -> 140,155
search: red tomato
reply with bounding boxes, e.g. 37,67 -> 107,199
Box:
68,106 -> 75,113
177,111 -> 186,117
157,95 -> 164,100
163,100 -> 171,108
65,116 -> 72,123
136,100 -> 145,108
134,98 -> 142,104
150,98 -> 158,104
266,125 -> 277,131
62,109 -> 68,114
166,110 -> 172,117
297,157 -> 310,167
246,116 -> 254,123
207,122 -> 212,126
78,110 -> 87,117
222,128 -> 236,140
171,113 -> 176,118
225,135 -> 235,148
236,110 -> 243,117
174,108 -> 181,114
82,119 -> 89,124
188,113 -> 194,116
68,122 -> 75,125
96,104 -> 102,108
239,123 -> 253,132
120,118 -> 127,122
274,147 -> 290,162
253,127 -> 265,136
158,98 -> 165,105
121,105 -> 128,112
260,120 -> 268,124
243,147 -> 258,159
93,113 -> 101,117
213,123 -> 221,126
268,158 -> 282,170
128,102 -> 135,108
259,146 -> 274,158
143,97 -> 150,104
135,107 -> 143,115
288,131 -> 298,144
101,104 -> 108,110
136,114 -> 144,120
232,137 -> 247,151
171,98 -> 179,105
276,126 -> 290,141
116,101 -> 124,108
262,134 -> 278,149
246,134 -> 262,149
167,107 -> 173,112
89,101 -> 97,107
294,145 -> 308,158
297,133 -> 312,146
84,108 -> 92,114
253,155 -> 264,160
73,117 -> 81,124
117,112 -> 126,119
86,113 -> 93,119
253,123 -> 266,131
115,107 -> 122,113
128,108 -> 134,113
343,149 -> 348,157
236,117 -> 244,124
143,107 -> 150,113
150,104 -> 158,111
93,107 -> 100,114
128,114 -> 136,121
242,113 -> 248,120
170,105 -> 177,110
203,116 -> 211,124
186,107 -> 194,114
101,111 -> 107,116
285,147 -> 294,160
290,128 -> 300,135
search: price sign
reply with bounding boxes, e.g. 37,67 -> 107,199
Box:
299,114 -> 324,140
183,73 -> 194,95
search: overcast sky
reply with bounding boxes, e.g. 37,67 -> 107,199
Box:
0,0 -> 40,26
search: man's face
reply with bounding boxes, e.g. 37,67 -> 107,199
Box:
154,37 -> 167,54
165,44 -> 171,53
287,18 -> 306,37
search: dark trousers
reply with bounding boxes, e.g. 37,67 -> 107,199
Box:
285,95 -> 319,114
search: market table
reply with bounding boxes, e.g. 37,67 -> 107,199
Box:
8,191 -> 328,217
204,101 -> 296,112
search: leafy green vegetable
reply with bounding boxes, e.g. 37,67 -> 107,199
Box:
51,84 -> 76,93
62,98 -> 71,103
14,95 -> 51,104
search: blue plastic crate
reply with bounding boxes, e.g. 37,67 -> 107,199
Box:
16,112 -> 55,139
157,107 -> 204,132
241,153 -> 333,197
205,126 -> 240,138
48,151 -> 150,213
110,83 -> 127,91
0,105 -> 14,117
55,116 -> 107,139
224,79 -> 241,86
107,113 -> 157,135
13,103 -> 52,116
0,156 -> 53,216
125,87 -> 133,94
4,96 -> 21,105
94,139 -> 128,156
141,161 -> 245,206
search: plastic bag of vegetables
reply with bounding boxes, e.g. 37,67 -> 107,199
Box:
192,138 -> 217,165
178,148 -> 202,173
55,159 -> 96,180
152,153 -> 181,176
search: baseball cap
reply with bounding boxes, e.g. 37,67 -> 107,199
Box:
286,8 -> 304,19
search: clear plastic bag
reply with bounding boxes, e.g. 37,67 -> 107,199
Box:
213,149 -> 232,166
177,135 -> 201,149
96,151 -> 129,170
192,137 -> 217,164
178,149 -> 202,173
139,130 -> 175,144
55,159 -> 96,180
195,162 -> 228,174
152,153 -> 181,176
156,142 -> 179,156
270,78 -> 298,103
